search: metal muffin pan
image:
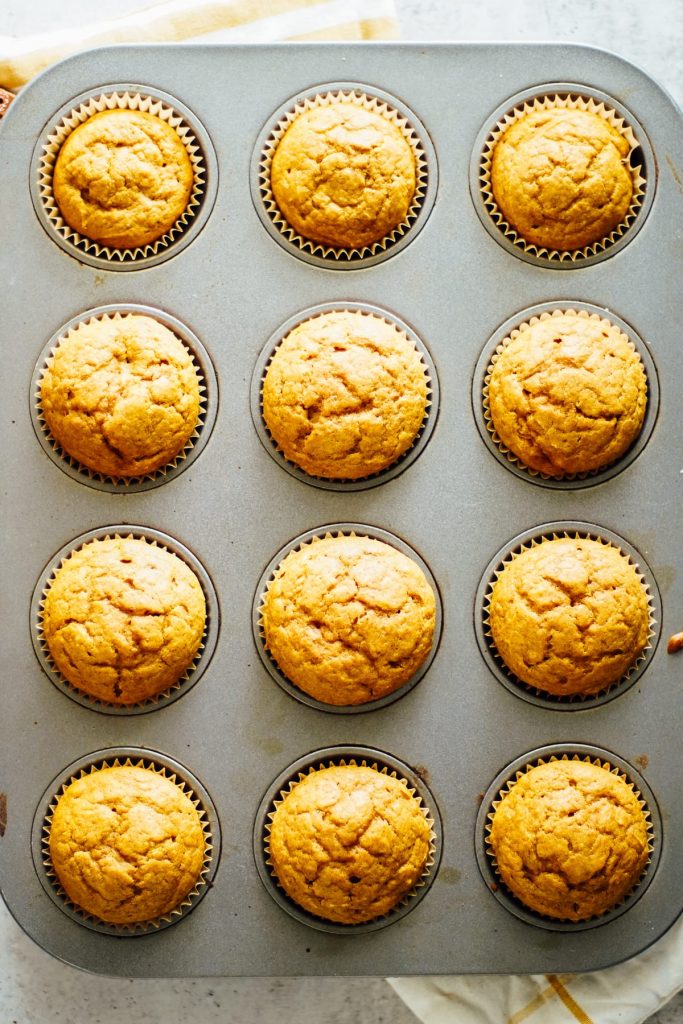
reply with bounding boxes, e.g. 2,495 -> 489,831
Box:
0,42 -> 681,978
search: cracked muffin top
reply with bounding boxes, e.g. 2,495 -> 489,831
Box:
489,759 -> 650,921
487,311 -> 647,477
490,107 -> 634,252
261,534 -> 436,706
268,764 -> 432,924
270,99 -> 416,250
49,764 -> 206,924
42,536 -> 206,705
488,536 -> 650,697
52,109 -> 194,249
40,314 -> 201,479
262,310 -> 428,479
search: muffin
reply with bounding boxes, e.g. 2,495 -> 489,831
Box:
490,106 -> 634,252
268,764 -> 432,924
42,536 -> 206,705
262,310 -> 428,479
48,764 -> 206,924
488,536 -> 650,696
261,534 -> 436,706
270,98 -> 416,250
40,314 -> 201,478
52,109 -> 194,249
487,311 -> 648,477
488,759 -> 650,921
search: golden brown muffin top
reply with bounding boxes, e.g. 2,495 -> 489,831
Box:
488,312 -> 647,476
270,100 -> 416,250
42,536 -> 206,705
489,760 -> 649,921
490,107 -> 633,252
40,314 -> 201,478
262,535 -> 436,706
268,764 -> 431,924
52,109 -> 194,249
49,765 -> 206,925
489,537 -> 649,696
262,311 -> 428,479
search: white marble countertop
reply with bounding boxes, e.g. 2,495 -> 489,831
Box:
1,1 -> 681,1021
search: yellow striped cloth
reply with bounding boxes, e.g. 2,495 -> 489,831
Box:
0,0 -> 398,89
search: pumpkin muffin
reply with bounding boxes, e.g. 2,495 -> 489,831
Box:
261,535 -> 436,706
490,107 -> 634,252
262,310 -> 428,479
49,764 -> 206,924
42,536 -> 206,705
487,311 -> 647,477
489,759 -> 650,921
488,536 -> 650,696
268,764 -> 432,924
52,109 -> 194,249
270,99 -> 416,249
40,314 -> 201,478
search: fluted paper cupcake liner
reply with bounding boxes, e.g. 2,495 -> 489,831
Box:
256,749 -> 440,933
478,91 -> 647,263
38,90 -> 206,263
478,525 -> 659,708
37,753 -> 217,935
32,527 -> 218,715
483,750 -> 656,929
482,308 -> 649,482
257,87 -> 430,262
253,303 -> 437,490
253,524 -> 442,714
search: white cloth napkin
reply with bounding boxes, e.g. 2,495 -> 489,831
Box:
1,3 -> 680,1022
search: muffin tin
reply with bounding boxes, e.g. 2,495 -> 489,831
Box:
0,42 -> 681,977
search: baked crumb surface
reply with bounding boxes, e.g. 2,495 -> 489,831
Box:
269,764 -> 431,924
490,107 -> 633,251
42,537 -> 206,705
262,310 -> 428,479
262,535 -> 436,705
53,109 -> 194,249
489,537 -> 649,696
41,314 -> 201,478
49,765 -> 205,925
489,760 -> 649,920
270,101 -> 416,249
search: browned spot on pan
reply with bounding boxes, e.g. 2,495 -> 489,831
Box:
0,793 -> 7,838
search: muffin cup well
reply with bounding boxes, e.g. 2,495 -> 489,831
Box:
31,304 -> 218,493
32,748 -> 220,936
251,302 -> 439,491
475,745 -> 659,931
253,524 -> 442,714
473,302 -> 659,489
470,85 -> 654,267
254,746 -> 441,934
474,522 -> 661,710
251,83 -> 437,269
31,85 -> 218,270
32,525 -> 220,715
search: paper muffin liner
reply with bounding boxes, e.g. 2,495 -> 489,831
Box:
258,750 -> 439,933
483,751 -> 656,928
253,524 -> 442,714
38,90 -> 206,263
33,527 -> 218,715
478,91 -> 647,263
479,526 -> 659,708
34,309 -> 209,490
254,303 -> 437,490
482,307 -> 649,482
258,88 -> 429,262
37,753 -> 216,935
